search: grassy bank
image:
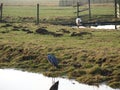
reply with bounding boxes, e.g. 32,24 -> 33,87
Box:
0,23 -> 120,88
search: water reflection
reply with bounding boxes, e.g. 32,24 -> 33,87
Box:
0,69 -> 119,90
50,81 -> 59,90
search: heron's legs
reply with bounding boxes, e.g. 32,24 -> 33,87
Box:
52,78 -> 55,84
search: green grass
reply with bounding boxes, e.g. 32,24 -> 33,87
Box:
0,23 -> 120,88
91,5 -> 114,15
2,5 -> 118,23
3,6 -> 75,17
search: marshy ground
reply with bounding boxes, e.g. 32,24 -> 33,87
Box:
0,23 -> 120,89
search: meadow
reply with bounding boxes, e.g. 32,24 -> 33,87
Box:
2,4 -> 117,24
0,4 -> 120,89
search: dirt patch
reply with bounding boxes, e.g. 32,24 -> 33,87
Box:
71,32 -> 92,37
12,25 -> 33,33
52,33 -> 63,37
36,28 -> 50,35
21,28 -> 33,34
57,29 -> 70,34
1,24 -> 12,27
36,28 -> 63,37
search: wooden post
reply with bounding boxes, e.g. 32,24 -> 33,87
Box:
0,4 -> 1,21
117,4 -> 120,18
88,0 -> 91,20
115,0 -> 117,18
36,4 -> 39,25
0,3 -> 3,22
119,1 -> 120,17
117,0 -> 120,18
77,2 -> 79,18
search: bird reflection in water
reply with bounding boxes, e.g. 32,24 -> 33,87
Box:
50,81 -> 59,90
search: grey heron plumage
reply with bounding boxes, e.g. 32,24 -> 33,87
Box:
47,54 -> 59,89
47,54 -> 59,68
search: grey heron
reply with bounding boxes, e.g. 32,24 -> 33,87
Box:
47,54 -> 59,68
47,54 -> 59,85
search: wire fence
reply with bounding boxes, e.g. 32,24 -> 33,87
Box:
0,0 -> 119,25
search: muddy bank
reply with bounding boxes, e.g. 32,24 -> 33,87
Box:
0,44 -> 120,89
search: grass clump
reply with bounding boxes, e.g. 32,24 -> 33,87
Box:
88,65 -> 102,75
69,69 -> 86,78
108,82 -> 120,89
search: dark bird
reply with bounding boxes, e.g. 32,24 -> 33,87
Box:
49,81 -> 59,90
47,54 -> 59,68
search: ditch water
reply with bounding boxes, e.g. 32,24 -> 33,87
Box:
90,25 -> 120,29
0,69 -> 119,90
72,25 -> 120,29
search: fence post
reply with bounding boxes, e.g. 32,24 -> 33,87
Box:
36,3 -> 39,25
117,4 -> 119,18
0,3 -> 3,22
117,0 -> 120,18
77,2 -> 79,18
88,0 -> 91,21
115,0 -> 117,18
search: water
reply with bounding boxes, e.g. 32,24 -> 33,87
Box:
90,25 -> 119,29
0,69 -> 119,90
72,25 -> 120,29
